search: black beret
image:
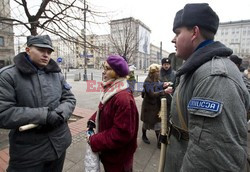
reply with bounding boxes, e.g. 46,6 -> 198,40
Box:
161,58 -> 171,65
173,3 -> 219,34
27,35 -> 54,51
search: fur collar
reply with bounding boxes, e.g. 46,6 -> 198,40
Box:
176,41 -> 232,77
13,52 -> 61,74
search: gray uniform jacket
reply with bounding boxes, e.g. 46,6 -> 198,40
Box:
164,41 -> 250,172
0,52 -> 76,168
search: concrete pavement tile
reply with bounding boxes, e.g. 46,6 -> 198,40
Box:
133,162 -> 144,172
63,159 -> 75,172
143,149 -> 160,172
65,133 -> 86,163
64,159 -> 85,172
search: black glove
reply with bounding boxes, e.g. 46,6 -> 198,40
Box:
159,134 -> 168,144
46,110 -> 64,128
87,120 -> 96,130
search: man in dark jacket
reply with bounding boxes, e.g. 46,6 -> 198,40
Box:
0,35 -> 76,172
160,58 -> 176,127
164,3 -> 249,172
160,58 -> 176,84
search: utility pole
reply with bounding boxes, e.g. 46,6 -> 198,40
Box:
160,41 -> 162,62
83,0 -> 88,81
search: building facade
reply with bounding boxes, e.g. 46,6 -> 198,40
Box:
215,20 -> 250,62
51,38 -> 77,69
109,17 -> 152,69
0,0 -> 14,68
49,17 -> 169,69
150,43 -> 169,64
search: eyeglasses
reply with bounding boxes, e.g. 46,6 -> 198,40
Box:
102,63 -> 113,71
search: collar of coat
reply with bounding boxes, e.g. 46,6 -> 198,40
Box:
13,52 -> 61,74
100,78 -> 129,104
176,41 -> 233,77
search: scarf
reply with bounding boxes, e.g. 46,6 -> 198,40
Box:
95,78 -> 129,132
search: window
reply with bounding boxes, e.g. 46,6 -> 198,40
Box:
0,37 -> 4,46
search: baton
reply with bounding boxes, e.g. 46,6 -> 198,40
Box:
18,117 -> 77,132
158,98 -> 167,172
19,124 -> 39,132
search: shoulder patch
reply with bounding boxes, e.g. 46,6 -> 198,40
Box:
63,82 -> 72,90
188,98 -> 221,113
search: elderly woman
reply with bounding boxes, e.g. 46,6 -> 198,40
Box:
87,55 -> 139,172
141,64 -> 172,148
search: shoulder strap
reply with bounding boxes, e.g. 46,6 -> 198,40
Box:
176,87 -> 188,131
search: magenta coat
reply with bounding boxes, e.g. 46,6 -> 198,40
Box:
89,89 -> 139,172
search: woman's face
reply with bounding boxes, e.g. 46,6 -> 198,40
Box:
102,61 -> 116,82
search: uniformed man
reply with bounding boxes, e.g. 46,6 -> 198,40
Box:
0,35 -> 76,172
160,58 -> 176,84
164,3 -> 250,172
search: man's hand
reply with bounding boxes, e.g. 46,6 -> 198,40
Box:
46,110 -> 64,128
163,82 -> 173,88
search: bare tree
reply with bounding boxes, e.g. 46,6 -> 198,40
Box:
0,0 -> 109,47
109,17 -> 140,64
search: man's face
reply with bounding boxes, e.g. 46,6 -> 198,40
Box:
102,61 -> 117,82
172,27 -> 194,60
26,46 -> 53,68
162,63 -> 171,70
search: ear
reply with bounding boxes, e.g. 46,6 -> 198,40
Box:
25,47 -> 31,55
191,26 -> 200,42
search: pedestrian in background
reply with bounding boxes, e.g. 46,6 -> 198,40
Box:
0,35 -> 76,172
230,55 -> 250,95
164,3 -> 250,172
160,58 -> 176,126
160,58 -> 176,84
229,54 -> 245,73
141,64 -> 172,149
229,55 -> 250,123
127,64 -> 137,93
87,55 -> 139,172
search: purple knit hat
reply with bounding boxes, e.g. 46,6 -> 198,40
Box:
107,55 -> 129,77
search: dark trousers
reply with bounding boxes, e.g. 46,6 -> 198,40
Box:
7,152 -> 66,172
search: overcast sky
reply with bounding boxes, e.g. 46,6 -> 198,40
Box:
12,0 -> 250,53
90,0 -> 250,52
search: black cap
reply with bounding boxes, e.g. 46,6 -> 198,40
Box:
229,55 -> 242,65
27,35 -> 54,51
173,3 -> 219,34
161,58 -> 171,65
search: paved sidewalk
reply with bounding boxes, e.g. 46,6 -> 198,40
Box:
62,97 -> 161,172
2,79 -> 249,172
0,106 -> 94,172
0,97 -> 162,172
